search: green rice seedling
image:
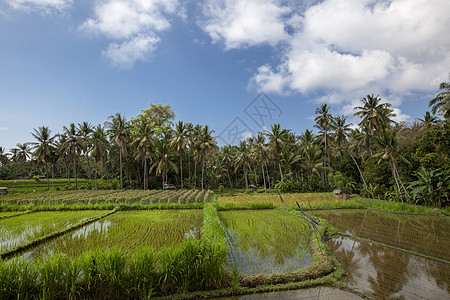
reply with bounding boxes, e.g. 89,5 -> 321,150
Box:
177,190 -> 193,204
220,209 -> 313,275
128,247 -> 157,299
187,190 -> 200,203
195,190 -> 205,203
0,210 -> 108,253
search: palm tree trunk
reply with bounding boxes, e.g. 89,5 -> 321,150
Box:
74,151 -> 78,190
201,155 -> 205,190
180,152 -> 183,189
144,158 -> 148,190
278,162 -> 283,179
390,160 -> 403,202
244,166 -> 248,189
266,164 -> 271,188
45,161 -> 49,191
86,154 -> 91,180
194,158 -> 197,188
119,149 -> 123,189
261,162 -> 267,193
95,160 -> 98,190
348,149 -> 367,186
394,161 -> 410,199
226,165 -> 232,188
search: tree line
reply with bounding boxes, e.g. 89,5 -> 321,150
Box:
0,79 -> 449,207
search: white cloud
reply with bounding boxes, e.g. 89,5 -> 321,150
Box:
199,0 -> 292,49
0,127 -> 8,131
6,0 -> 72,13
238,0 -> 450,120
102,34 -> 160,69
80,0 -> 181,68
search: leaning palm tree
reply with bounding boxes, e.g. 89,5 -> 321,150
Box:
61,123 -> 83,189
197,125 -> 218,190
90,125 -> 109,190
30,126 -> 56,190
429,75 -> 450,119
253,133 -> 269,192
170,121 -> 189,189
374,129 -> 411,202
132,118 -> 154,190
105,113 -> 129,189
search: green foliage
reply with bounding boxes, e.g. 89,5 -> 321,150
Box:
408,167 -> 450,207
327,171 -> 356,192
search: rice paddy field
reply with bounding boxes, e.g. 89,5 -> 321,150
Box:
220,209 -> 312,275
219,192 -> 341,206
0,210 -> 108,253
22,210 -> 203,260
1,189 -> 448,299
315,209 -> 450,261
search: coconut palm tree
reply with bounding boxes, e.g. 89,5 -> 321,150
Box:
418,111 -> 440,129
354,94 -> 396,155
61,123 -> 83,189
429,76 -> 450,119
0,146 -> 10,166
151,129 -> 178,187
314,104 -> 333,187
234,141 -> 253,189
30,126 -> 56,190
90,125 -> 109,190
55,134 -> 71,183
78,121 -> 94,179
264,123 -> 287,180
302,144 -> 322,183
221,145 -> 234,188
132,119 -> 154,190
11,143 -> 31,163
374,129 -> 411,202
197,125 -> 218,190
330,116 -> 367,186
105,113 -> 129,189
170,121 -> 189,189
253,133 -> 269,192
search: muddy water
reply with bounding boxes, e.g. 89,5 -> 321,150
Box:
315,209 -> 450,299
330,235 -> 449,299
315,209 -> 450,261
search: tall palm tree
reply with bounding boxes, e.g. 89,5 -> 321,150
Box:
375,129 -> 411,202
11,143 -> 31,163
78,121 -> 94,180
314,104 -> 334,187
417,111 -> 440,129
30,126 -> 56,190
429,76 -> 450,119
90,125 -> 109,190
253,133 -> 269,192
330,116 -> 367,186
302,144 -> 322,183
264,123 -> 287,180
197,125 -> 218,190
151,129 -> 178,187
234,141 -> 252,189
170,121 -> 189,189
105,113 -> 129,189
354,94 -> 396,155
0,146 -> 10,166
221,145 -> 234,188
62,123 -> 83,189
56,133 -> 71,183
132,118 -> 154,190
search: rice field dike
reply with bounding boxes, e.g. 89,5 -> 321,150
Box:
0,189 -> 448,299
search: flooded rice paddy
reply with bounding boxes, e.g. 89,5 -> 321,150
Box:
21,210 -> 203,260
220,209 -> 312,275
0,210 -> 107,253
316,209 -> 450,299
315,209 -> 450,261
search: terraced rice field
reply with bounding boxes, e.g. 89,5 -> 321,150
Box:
220,209 -> 312,275
315,209 -> 450,261
1,189 -> 212,206
0,211 -> 25,218
22,210 -> 203,260
219,193 -> 340,206
0,210 -> 107,253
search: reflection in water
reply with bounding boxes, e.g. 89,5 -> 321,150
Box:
330,235 -> 450,299
315,209 -> 450,261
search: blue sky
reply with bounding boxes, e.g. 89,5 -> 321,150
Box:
1,0 -> 449,152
